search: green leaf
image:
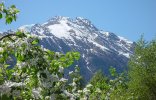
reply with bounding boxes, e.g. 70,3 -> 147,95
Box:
4,64 -> 10,69
6,69 -> 14,80
6,17 -> 13,24
3,9 -> 8,14
11,5 -> 16,8
13,15 -> 16,21
16,31 -> 26,38
40,73 -> 47,78
1,94 -> 10,100
22,67 -> 27,73
17,53 -> 25,61
15,9 -> 20,13
0,57 -> 4,63
59,57 -> 66,62
73,52 -> 80,60
16,31 -> 22,35
0,13 -> 2,19
31,39 -> 39,45
0,68 -> 2,73
2,51 -> 8,60
67,60 -> 74,66
109,66 -> 116,77
15,52 -> 18,57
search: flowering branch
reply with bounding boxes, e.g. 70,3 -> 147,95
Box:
0,33 -> 16,41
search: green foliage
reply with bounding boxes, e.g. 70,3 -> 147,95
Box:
89,68 -> 129,100
0,3 -> 19,24
0,32 -> 82,99
89,70 -> 109,99
109,66 -> 117,77
1,2 -> 156,99
1,31 -> 155,99
128,38 -> 156,99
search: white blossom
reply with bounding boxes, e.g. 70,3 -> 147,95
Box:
50,94 -> 56,100
75,69 -> 79,73
42,81 -> 52,88
45,96 -> 50,100
110,79 -> 114,83
63,90 -> 74,98
32,88 -> 42,99
0,85 -> 11,95
0,47 -> 4,52
5,81 -> 24,87
0,3 -> 4,11
60,78 -> 68,82
106,92 -> 110,96
50,74 -> 59,81
119,80 -> 122,83
83,88 -> 90,95
73,78 -> 77,82
72,82 -> 77,87
86,84 -> 92,88
0,81 -> 24,95
72,87 -> 77,93
69,71 -> 73,75
30,58 -> 39,66
58,66 -> 64,73
55,52 -> 61,57
110,87 -> 114,91
16,61 -> 27,69
95,88 -> 101,93
105,95 -> 109,100
78,90 -> 83,93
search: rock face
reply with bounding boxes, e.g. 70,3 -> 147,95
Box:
18,16 -> 135,81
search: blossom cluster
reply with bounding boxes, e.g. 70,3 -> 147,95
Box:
0,32 -> 96,99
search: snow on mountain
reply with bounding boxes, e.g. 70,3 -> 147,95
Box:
18,24 -> 34,32
118,36 -> 133,44
47,18 -> 72,38
17,16 -> 135,81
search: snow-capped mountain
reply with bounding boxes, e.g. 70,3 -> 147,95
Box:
19,16 -> 135,81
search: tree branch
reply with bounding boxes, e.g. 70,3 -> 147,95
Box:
0,33 -> 16,41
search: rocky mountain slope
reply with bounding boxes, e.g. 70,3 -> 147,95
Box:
11,16 -> 135,81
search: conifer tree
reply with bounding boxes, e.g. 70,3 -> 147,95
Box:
128,37 -> 156,99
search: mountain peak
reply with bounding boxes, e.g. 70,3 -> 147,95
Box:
75,17 -> 96,29
9,16 -> 135,81
48,16 -> 70,22
18,24 -> 34,32
76,17 -> 91,24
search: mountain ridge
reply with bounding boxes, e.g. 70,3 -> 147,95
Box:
2,16 -> 135,81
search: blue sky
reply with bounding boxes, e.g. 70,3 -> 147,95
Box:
0,0 -> 156,41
